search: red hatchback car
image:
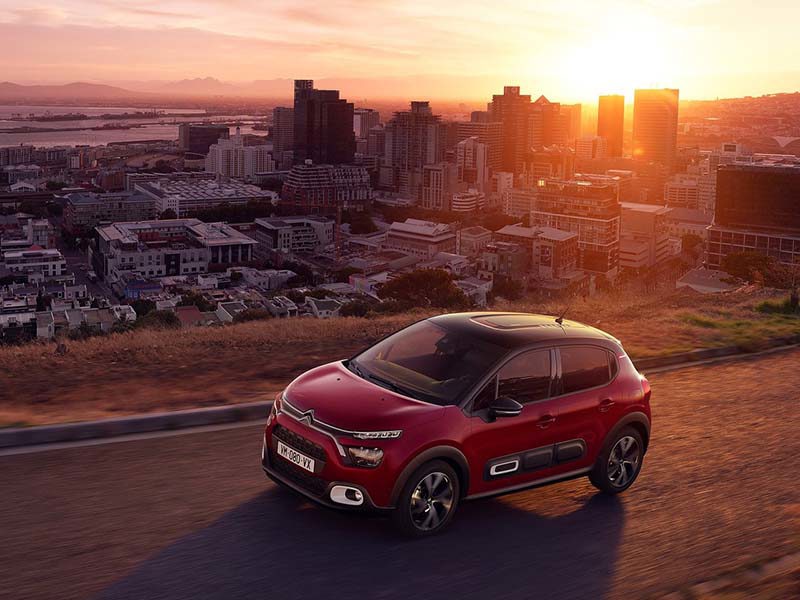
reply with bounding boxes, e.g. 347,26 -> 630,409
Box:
262,312 -> 651,536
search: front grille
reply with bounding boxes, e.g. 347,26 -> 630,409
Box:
268,449 -> 328,497
273,424 -> 327,461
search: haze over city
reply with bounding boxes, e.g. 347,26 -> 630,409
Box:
2,0 -> 800,100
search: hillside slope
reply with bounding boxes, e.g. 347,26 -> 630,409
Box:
1,289 -> 798,426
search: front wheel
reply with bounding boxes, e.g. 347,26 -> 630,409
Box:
589,427 -> 644,494
392,460 -> 460,537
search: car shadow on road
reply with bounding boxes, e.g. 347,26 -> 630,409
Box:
96,484 -> 626,600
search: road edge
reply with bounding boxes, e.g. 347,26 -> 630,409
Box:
2,336 -> 799,449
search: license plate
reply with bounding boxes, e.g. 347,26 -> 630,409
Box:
276,440 -> 315,473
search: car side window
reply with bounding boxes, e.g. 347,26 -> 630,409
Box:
471,377 -> 496,411
497,350 -> 552,404
559,346 -> 612,394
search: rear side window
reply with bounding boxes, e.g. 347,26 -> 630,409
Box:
497,349 -> 552,404
560,347 -> 613,394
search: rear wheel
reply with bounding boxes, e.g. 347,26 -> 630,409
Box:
589,427 -> 644,494
392,460 -> 460,537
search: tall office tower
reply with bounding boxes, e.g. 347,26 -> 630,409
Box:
178,124 -> 230,155
271,106 -> 294,169
575,136 -> 608,160
455,121 -> 502,172
381,101 -> 445,199
353,108 -> 380,139
561,104 -> 582,142
366,125 -> 386,157
489,86 -> 533,176
632,89 -> 679,169
456,136 -> 490,192
470,110 -> 490,123
292,79 -> 356,165
597,95 -> 625,157
530,96 -> 567,148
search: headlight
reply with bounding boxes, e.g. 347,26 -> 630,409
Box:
266,396 -> 281,426
346,446 -> 384,468
351,430 -> 402,440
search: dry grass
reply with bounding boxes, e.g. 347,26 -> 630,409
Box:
1,288 -> 798,427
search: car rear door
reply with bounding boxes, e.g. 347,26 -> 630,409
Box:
547,345 -> 619,472
464,348 -> 567,497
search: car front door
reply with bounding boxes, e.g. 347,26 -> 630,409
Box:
547,345 -> 618,473
464,348 -> 566,497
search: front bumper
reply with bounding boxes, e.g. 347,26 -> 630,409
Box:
261,432 -> 393,511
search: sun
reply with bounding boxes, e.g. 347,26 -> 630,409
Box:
557,16 -> 675,102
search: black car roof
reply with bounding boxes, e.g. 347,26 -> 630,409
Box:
428,312 -> 620,350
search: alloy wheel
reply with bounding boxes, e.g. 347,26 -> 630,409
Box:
607,435 -> 640,488
409,472 -> 454,531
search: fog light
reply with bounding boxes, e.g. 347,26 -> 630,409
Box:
330,485 -> 365,506
345,488 -> 362,503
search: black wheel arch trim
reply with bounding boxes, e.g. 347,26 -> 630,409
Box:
390,445 -> 470,506
606,411 -> 651,452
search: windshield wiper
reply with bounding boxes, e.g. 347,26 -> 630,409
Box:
366,372 -> 419,399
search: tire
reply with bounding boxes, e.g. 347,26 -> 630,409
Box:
391,460 -> 460,537
589,426 -> 644,494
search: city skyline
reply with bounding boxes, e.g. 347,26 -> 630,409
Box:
2,0 -> 800,101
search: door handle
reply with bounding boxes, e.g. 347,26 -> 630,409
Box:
598,399 -> 615,413
537,414 -> 556,429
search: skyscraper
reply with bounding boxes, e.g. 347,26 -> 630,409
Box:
292,79 -> 355,165
381,101 -> 445,199
489,86 -> 533,176
632,89 -> 679,169
271,106 -> 294,169
597,95 -> 624,157
353,108 -> 380,140
561,104 -> 582,142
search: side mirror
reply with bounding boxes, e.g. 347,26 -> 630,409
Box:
488,395 -> 523,419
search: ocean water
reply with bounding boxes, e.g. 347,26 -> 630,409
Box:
0,105 -> 262,147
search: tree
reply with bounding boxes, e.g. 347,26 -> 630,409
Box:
681,233 -> 703,261
721,251 -> 789,288
378,269 -> 471,310
135,310 -> 181,330
490,276 -> 524,301
229,270 -> 244,283
159,209 -> 178,220
36,290 -> 47,312
332,266 -> 361,283
232,308 -> 272,323
178,290 -> 213,312
130,299 -> 156,317
340,299 -> 370,317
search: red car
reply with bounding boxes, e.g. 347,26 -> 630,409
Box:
262,312 -> 651,536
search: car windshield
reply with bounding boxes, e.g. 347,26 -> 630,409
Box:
348,320 -> 507,406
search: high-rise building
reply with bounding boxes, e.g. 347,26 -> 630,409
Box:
456,136 -> 489,192
178,124 -> 230,155
293,79 -> 355,165
708,162 -> 800,269
529,95 -> 567,148
561,104 -> 582,142
420,163 -> 457,211
597,95 -> 625,157
281,162 -> 372,215
271,107 -> 294,168
353,108 -> 380,140
455,121 -> 502,173
576,136 -> 608,160
489,86 -> 533,176
366,125 -> 386,157
205,128 -> 276,180
531,179 -> 622,278
382,101 -> 445,199
632,89 -> 679,169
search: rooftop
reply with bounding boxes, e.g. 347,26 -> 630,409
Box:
621,202 -> 673,215
136,179 -> 272,200
496,223 -> 577,241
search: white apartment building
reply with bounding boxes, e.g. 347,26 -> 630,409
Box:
383,219 -> 456,259
252,216 -> 334,256
94,219 -> 258,282
205,128 -> 276,181
2,248 -> 67,279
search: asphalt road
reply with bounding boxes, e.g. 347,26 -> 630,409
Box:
2,349 -> 800,600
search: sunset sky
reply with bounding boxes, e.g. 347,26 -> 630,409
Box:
1,0 -> 799,101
